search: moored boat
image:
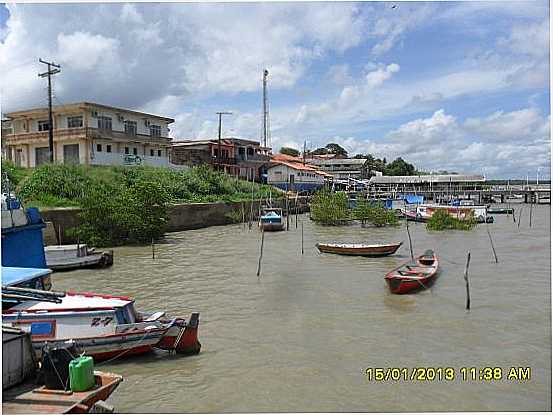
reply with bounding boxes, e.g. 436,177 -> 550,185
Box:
316,242 -> 403,257
487,207 -> 514,214
402,204 -> 492,223
2,268 -> 201,361
384,250 -> 439,294
259,208 -> 285,231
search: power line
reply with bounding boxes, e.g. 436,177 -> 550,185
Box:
38,58 -> 61,163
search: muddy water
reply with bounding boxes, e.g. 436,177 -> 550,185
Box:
53,205 -> 551,412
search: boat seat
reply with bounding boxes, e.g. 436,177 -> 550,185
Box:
144,311 -> 165,321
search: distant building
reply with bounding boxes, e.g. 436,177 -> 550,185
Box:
306,157 -> 370,179
267,154 -> 331,192
369,174 -> 486,192
3,102 -> 176,168
170,138 -> 271,180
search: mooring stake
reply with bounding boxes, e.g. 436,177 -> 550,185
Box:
406,219 -> 414,260
486,224 -> 498,263
463,251 -> 471,310
256,227 -> 265,277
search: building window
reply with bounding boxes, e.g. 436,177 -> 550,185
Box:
106,145 -> 112,153
38,120 -> 50,132
133,147 -> 138,155
124,120 -> 137,136
150,125 -> 161,137
98,116 -> 112,130
158,150 -> 162,157
247,147 -> 254,156
150,149 -> 155,156
96,144 -> 102,152
125,147 -> 129,154
67,116 -> 83,128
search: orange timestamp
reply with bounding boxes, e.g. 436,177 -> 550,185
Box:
365,367 -> 531,382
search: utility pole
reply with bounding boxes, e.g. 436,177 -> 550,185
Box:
303,140 -> 306,165
216,111 -> 232,171
262,69 -> 269,148
38,58 -> 61,163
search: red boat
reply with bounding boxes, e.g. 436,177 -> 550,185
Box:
384,250 -> 439,294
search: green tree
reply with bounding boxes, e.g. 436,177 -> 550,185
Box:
310,190 -> 350,225
384,157 -> 416,176
312,143 -> 348,157
279,147 -> 300,157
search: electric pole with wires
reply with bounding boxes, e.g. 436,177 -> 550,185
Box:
216,111 -> 232,171
38,58 -> 61,163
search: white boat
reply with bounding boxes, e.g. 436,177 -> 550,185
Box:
45,244 -> 113,271
2,269 -> 200,361
259,208 -> 285,231
402,203 -> 490,223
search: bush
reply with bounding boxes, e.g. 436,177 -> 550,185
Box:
72,179 -> 170,247
2,160 -> 29,192
353,198 -> 398,227
426,209 -> 477,231
18,164 -> 97,204
310,190 -> 350,225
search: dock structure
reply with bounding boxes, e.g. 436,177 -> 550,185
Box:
365,174 -> 551,204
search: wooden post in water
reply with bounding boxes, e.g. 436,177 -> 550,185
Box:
242,202 -> 246,230
295,194 -> 299,229
529,195 -> 533,227
486,224 -> 498,263
463,252 -> 471,310
256,227 -> 265,277
406,219 -> 414,260
517,207 -> 523,229
249,174 -> 254,230
301,220 -> 304,255
151,238 -> 155,260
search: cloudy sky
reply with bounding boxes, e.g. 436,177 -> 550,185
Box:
0,1 -> 550,179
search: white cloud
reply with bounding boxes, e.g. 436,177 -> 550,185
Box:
57,31 -> 120,71
365,63 -> 400,88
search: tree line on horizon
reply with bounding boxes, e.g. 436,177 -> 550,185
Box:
279,142 -> 418,176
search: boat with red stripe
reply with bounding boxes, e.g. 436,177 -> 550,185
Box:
3,290 -> 200,360
384,250 -> 439,294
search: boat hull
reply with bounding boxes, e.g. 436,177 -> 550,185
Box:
260,222 -> 285,231
384,251 -> 439,294
316,242 -> 402,257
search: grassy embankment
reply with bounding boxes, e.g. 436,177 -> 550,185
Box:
2,161 -> 276,246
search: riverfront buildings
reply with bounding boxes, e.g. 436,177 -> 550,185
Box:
305,157 -> 371,180
170,138 -> 271,180
2,102 -> 175,168
267,154 -> 330,191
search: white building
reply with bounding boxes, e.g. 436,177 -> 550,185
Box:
3,102 -> 178,168
267,154 -> 329,191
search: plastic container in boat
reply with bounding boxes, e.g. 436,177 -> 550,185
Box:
69,356 -> 95,392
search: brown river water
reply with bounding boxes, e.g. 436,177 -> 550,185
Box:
52,205 -> 551,412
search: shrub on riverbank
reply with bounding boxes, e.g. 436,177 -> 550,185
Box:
353,198 -> 399,227
310,190 -> 350,225
7,163 -> 276,245
310,191 -> 399,227
426,209 -> 477,231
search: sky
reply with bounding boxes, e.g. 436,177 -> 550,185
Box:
0,1 -> 550,179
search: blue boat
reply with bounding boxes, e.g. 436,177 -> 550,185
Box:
259,208 -> 285,231
1,194 -> 47,269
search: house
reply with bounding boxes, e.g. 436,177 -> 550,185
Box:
2,102 -> 176,168
305,157 -> 370,179
267,154 -> 331,192
171,138 -> 271,180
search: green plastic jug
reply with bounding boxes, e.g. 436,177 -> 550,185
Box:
69,356 -> 95,392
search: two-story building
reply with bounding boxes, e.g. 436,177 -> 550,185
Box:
267,154 -> 331,192
171,138 -> 271,181
2,102 -> 175,168
305,157 -> 370,179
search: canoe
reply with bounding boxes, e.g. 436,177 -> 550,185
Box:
384,250 -> 439,294
316,242 -> 403,257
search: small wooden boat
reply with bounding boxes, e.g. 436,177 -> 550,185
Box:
316,242 -> 403,257
487,207 -> 514,214
3,370 -> 123,414
45,244 -> 113,271
259,208 -> 285,231
384,250 -> 439,294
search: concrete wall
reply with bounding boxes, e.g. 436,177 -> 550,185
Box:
41,197 -> 309,244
